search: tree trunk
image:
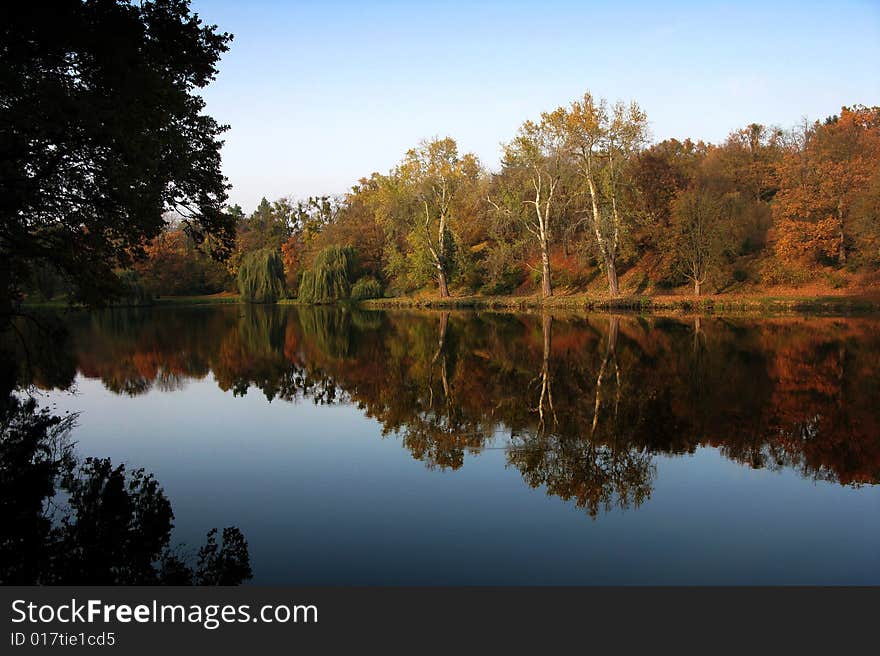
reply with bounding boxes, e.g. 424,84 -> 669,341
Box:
437,265 -> 449,298
428,312 -> 450,408
537,313 -> 554,432
837,200 -> 846,265
541,246 -> 552,298
605,256 -> 619,297
592,315 -> 620,437
694,279 -> 701,296
542,313 -> 552,362
437,311 -> 449,349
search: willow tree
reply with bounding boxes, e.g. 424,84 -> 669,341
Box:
492,116 -> 567,298
237,248 -> 286,303
298,245 -> 356,304
390,138 -> 481,297
559,93 -> 648,296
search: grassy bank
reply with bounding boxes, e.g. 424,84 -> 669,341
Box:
23,291 -> 880,315
22,293 -> 242,309
361,293 -> 880,316
153,293 -> 242,306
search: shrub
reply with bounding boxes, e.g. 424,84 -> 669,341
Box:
350,276 -> 382,300
823,271 -> 849,289
759,259 -> 813,286
237,248 -> 286,303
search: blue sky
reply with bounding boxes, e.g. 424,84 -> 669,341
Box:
191,0 -> 880,212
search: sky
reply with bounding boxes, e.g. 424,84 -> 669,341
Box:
190,0 -> 880,212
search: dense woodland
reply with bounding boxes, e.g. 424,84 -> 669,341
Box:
26,97 -> 879,305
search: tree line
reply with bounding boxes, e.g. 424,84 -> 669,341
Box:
4,4 -> 878,310
67,95 -> 878,305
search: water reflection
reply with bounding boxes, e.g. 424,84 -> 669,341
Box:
1,323 -> 252,585
14,306 -> 880,515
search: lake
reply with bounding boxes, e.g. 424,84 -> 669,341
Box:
12,305 -> 880,584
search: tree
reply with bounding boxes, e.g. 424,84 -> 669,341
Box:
668,187 -> 733,295
350,276 -> 382,300
281,195 -> 348,289
632,139 -> 704,274
237,248 -> 286,303
298,245 -> 356,304
0,1 -> 234,320
722,123 -> 784,205
773,106 -> 880,266
134,228 -> 231,296
391,138 -> 481,297
560,92 -> 648,296
850,168 -> 880,267
494,117 -> 568,298
229,197 -> 291,275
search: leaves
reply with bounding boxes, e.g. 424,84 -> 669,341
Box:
1,1 -> 234,310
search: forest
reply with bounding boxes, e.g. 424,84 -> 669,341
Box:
23,95 -> 880,306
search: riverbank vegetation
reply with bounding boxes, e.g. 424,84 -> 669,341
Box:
11,92 -> 880,309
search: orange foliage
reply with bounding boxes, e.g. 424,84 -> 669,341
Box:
773,107 -> 880,265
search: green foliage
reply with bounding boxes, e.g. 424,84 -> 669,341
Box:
237,249 -> 286,303
478,236 -> 527,295
295,306 -> 353,357
298,270 -> 316,303
111,270 -> 152,307
351,276 -> 383,300
2,1 -> 234,314
298,246 -> 357,304
382,241 -> 434,294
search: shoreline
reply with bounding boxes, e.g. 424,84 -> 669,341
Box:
360,293 -> 880,316
21,292 -> 880,316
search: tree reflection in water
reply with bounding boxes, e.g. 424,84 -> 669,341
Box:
11,305 -> 880,523
0,326 -> 252,585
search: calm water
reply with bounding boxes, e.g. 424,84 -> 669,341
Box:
16,305 -> 880,584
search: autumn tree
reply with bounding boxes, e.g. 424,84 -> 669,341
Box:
298,245 -> 357,304
773,106 -> 880,266
387,138 -> 481,297
134,228 -> 231,296
280,195 -> 344,290
493,117 -> 569,298
850,168 -> 880,267
559,93 -> 649,296
667,187 -> 734,295
701,124 -> 782,255
632,139 -> 705,275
